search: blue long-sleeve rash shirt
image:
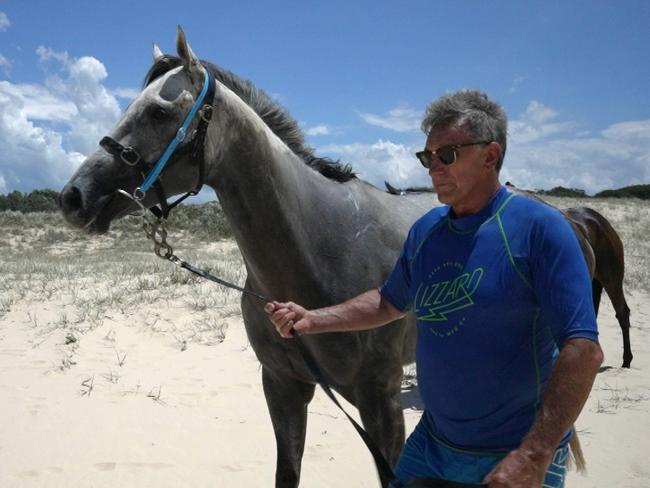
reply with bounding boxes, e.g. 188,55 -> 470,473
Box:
380,186 -> 598,452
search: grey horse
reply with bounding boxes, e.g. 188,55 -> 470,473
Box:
59,28 -> 434,487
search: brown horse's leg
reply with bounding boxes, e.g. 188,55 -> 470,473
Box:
592,279 -> 603,316
604,283 -> 633,368
262,366 -> 316,488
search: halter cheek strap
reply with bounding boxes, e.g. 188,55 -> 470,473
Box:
138,67 -> 214,196
99,66 -> 216,218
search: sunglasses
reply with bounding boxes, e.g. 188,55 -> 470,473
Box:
415,141 -> 492,168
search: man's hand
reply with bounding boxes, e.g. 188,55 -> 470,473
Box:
483,448 -> 551,488
483,338 -> 602,487
264,290 -> 405,338
264,301 -> 311,338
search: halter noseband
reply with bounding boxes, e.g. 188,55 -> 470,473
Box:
99,66 -> 217,219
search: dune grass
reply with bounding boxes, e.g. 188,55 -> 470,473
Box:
0,207 -> 242,348
543,196 -> 650,293
0,196 -> 648,354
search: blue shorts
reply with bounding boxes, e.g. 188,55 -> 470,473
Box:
393,417 -> 569,487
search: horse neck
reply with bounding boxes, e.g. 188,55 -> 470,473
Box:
202,89 -> 353,297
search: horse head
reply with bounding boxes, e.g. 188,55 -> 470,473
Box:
59,27 -> 220,233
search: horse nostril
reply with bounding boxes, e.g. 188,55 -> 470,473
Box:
60,186 -> 83,212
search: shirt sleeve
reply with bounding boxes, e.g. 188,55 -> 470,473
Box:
530,209 -> 599,346
379,230 -> 415,312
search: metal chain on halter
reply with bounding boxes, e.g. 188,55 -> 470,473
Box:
117,189 -> 269,302
142,214 -> 175,261
118,188 -> 174,260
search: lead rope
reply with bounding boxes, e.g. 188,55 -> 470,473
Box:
116,188 -> 406,486
116,188 -> 404,485
117,189 -> 486,488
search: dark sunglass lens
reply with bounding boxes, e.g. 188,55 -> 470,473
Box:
438,146 -> 456,165
417,151 -> 430,168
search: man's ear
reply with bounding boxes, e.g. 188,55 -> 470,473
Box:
483,142 -> 502,170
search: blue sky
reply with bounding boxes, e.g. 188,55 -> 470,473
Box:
1,1 -> 649,197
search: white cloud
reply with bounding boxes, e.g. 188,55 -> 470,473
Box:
0,12 -> 10,32
502,101 -> 650,194
509,75 -> 526,93
321,140 -> 429,190
305,124 -> 330,136
509,100 -> 575,144
0,53 -> 11,74
0,47 -> 122,193
359,105 -> 422,133
111,87 -> 140,100
36,46 -> 70,65
320,100 -> 650,196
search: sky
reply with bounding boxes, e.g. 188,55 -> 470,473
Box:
0,0 -> 649,199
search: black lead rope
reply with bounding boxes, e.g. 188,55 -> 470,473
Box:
171,254 -> 486,488
172,254 -> 400,484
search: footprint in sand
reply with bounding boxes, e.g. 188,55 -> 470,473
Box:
17,467 -> 64,478
94,462 -> 173,471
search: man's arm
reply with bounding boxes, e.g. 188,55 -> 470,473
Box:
265,289 -> 406,338
484,337 -> 603,488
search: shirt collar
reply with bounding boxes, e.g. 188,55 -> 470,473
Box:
447,186 -> 509,232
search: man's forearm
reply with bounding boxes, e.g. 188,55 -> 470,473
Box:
307,289 -> 405,334
519,338 -> 603,460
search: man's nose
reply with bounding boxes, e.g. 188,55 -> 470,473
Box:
428,160 -> 447,175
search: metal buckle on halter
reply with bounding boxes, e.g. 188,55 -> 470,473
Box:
199,105 -> 213,123
133,187 -> 146,201
120,147 -> 140,166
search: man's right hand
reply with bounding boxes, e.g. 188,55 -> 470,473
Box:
264,301 -> 311,338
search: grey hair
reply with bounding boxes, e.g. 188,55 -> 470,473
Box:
421,89 -> 508,172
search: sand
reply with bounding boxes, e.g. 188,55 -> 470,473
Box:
0,281 -> 648,487
1,205 -> 649,488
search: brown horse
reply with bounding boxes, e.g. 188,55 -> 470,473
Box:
562,207 -> 633,368
386,182 -> 633,368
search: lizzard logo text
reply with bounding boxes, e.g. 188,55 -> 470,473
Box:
414,267 -> 484,322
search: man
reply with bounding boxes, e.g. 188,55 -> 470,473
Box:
265,89 -> 603,488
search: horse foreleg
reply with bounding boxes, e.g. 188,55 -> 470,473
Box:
354,375 -> 405,487
262,366 -> 316,488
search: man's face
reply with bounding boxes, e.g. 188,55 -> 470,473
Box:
424,126 -> 494,209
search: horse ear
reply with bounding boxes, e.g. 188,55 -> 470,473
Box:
176,25 -> 201,75
152,43 -> 164,63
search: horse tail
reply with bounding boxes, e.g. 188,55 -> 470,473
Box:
569,429 -> 587,473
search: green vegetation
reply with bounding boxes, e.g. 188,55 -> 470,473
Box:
535,186 -> 589,198
0,189 -> 232,240
165,201 -> 233,240
594,184 -> 650,200
0,189 -> 59,212
531,184 -> 650,200
0,206 -> 243,350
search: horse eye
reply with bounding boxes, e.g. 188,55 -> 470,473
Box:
152,107 -> 168,120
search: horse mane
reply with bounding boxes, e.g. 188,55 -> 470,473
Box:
143,55 -> 356,183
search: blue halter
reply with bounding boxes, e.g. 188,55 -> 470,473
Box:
134,66 -> 214,199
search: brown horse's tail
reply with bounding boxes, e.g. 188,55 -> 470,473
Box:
568,429 -> 587,474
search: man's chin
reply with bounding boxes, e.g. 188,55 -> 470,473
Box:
433,184 -> 453,203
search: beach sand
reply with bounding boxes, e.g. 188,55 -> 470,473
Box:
1,199 -> 649,487
0,277 -> 648,487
